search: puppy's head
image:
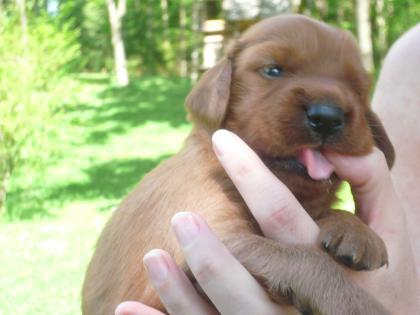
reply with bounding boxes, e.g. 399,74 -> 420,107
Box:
186,14 -> 394,190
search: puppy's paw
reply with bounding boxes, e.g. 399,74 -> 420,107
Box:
317,211 -> 388,270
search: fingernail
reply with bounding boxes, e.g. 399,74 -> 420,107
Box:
115,301 -> 141,315
212,129 -> 235,158
172,212 -> 200,247
143,250 -> 169,285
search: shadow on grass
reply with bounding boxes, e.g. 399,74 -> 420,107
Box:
71,76 -> 192,144
49,154 -> 171,209
76,74 -> 111,85
6,155 -> 168,220
6,188 -> 55,220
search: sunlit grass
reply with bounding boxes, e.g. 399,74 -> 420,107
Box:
335,181 -> 355,213
0,205 -> 107,315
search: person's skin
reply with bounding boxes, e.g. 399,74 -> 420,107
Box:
115,130 -> 419,315
372,24 -> 420,278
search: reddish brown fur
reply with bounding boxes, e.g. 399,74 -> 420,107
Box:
82,15 -> 394,315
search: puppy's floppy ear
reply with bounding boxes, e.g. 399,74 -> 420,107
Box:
185,58 -> 232,131
366,110 -> 395,169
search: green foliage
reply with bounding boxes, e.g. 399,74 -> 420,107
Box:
123,0 -> 196,74
53,0 -> 198,74
299,0 -> 420,69
385,1 -> 420,46
59,0 -> 111,71
0,15 -> 80,215
4,1 -> 420,75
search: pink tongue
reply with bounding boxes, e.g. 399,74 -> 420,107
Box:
298,148 -> 335,180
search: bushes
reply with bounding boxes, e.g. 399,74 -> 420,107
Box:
0,15 -> 80,215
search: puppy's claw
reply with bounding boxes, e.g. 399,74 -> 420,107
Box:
317,211 -> 388,271
339,255 -> 356,268
322,233 -> 343,254
321,239 -> 330,251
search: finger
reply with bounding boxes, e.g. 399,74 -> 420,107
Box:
143,249 -> 217,315
325,148 -> 404,234
172,212 -> 284,315
115,301 -> 165,315
212,129 -> 319,244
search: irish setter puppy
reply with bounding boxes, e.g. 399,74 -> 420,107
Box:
82,15 -> 394,315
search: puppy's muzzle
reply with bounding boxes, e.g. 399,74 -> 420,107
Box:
305,103 -> 345,139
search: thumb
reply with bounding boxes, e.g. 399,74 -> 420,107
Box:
325,148 -> 403,235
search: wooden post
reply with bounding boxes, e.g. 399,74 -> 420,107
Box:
201,19 -> 225,70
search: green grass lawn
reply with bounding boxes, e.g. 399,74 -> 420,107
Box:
0,74 -> 192,315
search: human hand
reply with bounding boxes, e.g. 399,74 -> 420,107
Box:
325,148 -> 419,312
116,130 -> 419,315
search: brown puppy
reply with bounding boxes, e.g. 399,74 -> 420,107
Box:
82,15 -> 394,315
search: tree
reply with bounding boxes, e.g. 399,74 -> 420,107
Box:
356,0 -> 374,72
178,0 -> 188,77
0,13 -> 80,215
107,0 -> 129,86
190,1 -> 201,81
159,0 -> 174,68
372,0 -> 387,67
15,0 -> 28,45
160,0 -> 169,47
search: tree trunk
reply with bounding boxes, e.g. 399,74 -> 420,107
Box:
375,0 -> 387,62
290,0 -> 303,13
0,168 -> 10,214
107,0 -> 129,87
160,0 -> 169,40
191,1 -> 201,82
32,0 -> 39,14
160,0 -> 171,66
315,0 -> 328,19
15,0 -> 28,45
336,2 -> 345,26
145,0 -> 154,71
178,0 -> 188,77
356,0 -> 374,73
0,0 -> 3,23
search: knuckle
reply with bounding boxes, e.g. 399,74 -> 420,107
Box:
158,280 -> 192,314
262,202 -> 298,231
231,161 -> 254,182
192,256 -> 222,286
166,298 -> 190,315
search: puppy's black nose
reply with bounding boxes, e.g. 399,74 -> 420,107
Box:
306,104 -> 345,138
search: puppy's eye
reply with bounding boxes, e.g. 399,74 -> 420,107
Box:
260,65 -> 284,79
